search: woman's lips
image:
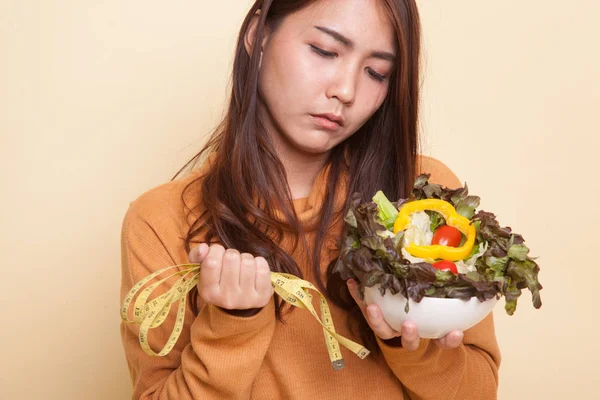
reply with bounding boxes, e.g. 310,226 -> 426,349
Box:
311,114 -> 343,130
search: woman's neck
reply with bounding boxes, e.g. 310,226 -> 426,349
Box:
266,128 -> 329,199
282,153 -> 329,199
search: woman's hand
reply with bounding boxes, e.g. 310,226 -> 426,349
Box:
346,279 -> 464,350
189,244 -> 274,315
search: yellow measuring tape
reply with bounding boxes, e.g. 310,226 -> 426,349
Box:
121,263 -> 370,370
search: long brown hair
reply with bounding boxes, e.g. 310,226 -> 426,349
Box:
174,0 -> 421,351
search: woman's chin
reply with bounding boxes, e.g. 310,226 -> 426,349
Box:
292,132 -> 341,155
295,143 -> 334,156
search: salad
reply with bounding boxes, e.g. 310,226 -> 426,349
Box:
333,174 -> 543,315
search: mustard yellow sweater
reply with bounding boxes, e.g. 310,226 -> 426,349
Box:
120,156 -> 501,399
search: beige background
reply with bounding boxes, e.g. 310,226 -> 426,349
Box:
1,0 -> 598,399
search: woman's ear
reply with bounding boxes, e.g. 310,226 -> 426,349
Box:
244,10 -> 269,59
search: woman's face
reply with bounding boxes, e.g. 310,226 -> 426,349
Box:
254,0 -> 396,160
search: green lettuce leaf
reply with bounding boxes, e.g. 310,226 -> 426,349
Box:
372,190 -> 399,230
426,210 -> 446,232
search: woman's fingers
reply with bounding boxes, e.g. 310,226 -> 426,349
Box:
435,330 -> 464,349
346,279 -> 400,340
239,253 -> 257,293
188,243 -> 209,263
199,244 -> 225,302
221,249 -> 241,295
254,257 -> 272,291
196,245 -> 274,311
254,257 -> 274,307
400,321 -> 420,351
365,304 -> 401,340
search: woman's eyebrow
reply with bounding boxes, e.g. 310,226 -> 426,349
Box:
313,25 -> 396,62
314,25 -> 353,47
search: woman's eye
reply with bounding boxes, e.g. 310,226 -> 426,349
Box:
367,67 -> 386,82
310,45 -> 337,58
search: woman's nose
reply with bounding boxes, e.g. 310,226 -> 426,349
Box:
325,66 -> 357,105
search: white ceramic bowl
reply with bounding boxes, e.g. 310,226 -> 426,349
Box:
363,284 -> 499,339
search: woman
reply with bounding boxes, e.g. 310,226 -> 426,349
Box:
120,0 -> 501,398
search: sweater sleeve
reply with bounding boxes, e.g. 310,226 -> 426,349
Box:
119,199 -> 276,400
377,313 -> 501,399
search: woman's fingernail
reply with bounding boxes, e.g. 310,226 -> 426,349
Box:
405,326 -> 415,335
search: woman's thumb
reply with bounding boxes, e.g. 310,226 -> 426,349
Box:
189,243 -> 209,263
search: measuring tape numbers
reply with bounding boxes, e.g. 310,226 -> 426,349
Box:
121,263 -> 370,370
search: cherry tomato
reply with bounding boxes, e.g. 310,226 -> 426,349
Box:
433,260 -> 458,274
432,225 -> 462,247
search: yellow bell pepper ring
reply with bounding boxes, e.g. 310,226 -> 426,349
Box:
393,199 -> 476,261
